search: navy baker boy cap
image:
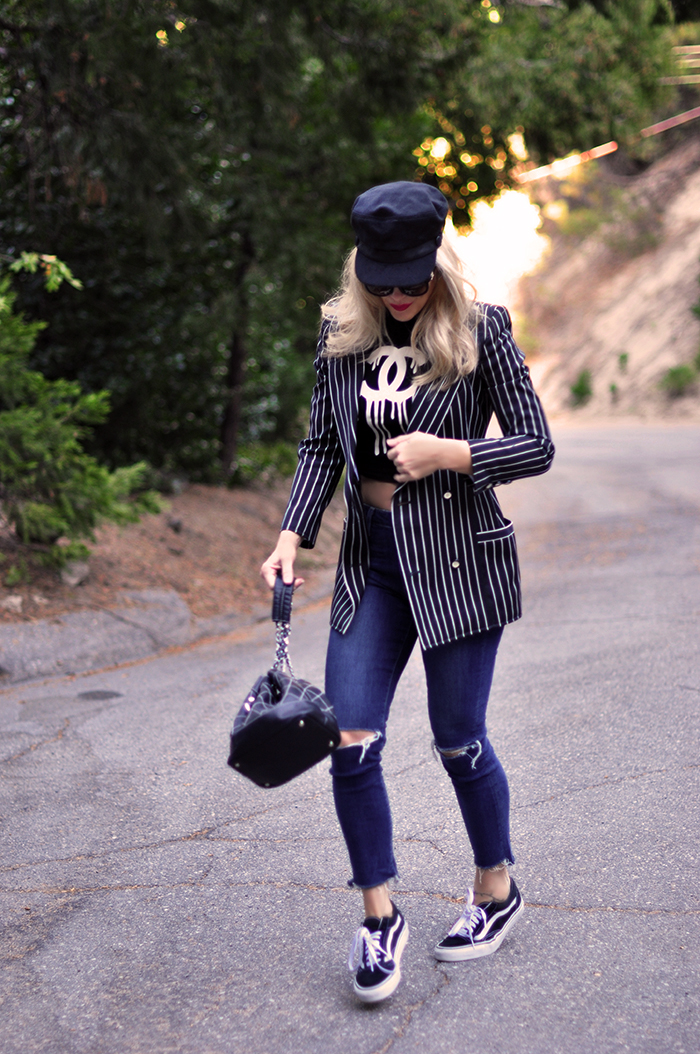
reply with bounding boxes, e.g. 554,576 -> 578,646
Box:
351,181 -> 449,287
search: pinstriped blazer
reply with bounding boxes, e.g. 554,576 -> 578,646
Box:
281,303 -> 554,650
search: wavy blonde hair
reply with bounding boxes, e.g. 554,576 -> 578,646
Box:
321,232 -> 480,387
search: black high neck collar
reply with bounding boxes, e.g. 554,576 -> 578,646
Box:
384,310 -> 417,347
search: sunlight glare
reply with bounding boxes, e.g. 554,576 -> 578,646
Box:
454,190 -> 548,310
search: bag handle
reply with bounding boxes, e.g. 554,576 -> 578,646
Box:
272,574 -> 294,675
272,575 -> 294,624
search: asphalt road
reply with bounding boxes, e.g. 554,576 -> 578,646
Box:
1,422 -> 699,1054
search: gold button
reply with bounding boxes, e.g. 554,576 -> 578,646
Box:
451,560 -> 460,569
444,491 -> 452,500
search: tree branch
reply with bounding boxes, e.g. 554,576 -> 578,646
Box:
0,17 -> 40,33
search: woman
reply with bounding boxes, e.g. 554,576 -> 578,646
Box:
261,181 -> 554,1004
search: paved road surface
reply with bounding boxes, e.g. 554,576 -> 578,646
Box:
1,423 -> 699,1054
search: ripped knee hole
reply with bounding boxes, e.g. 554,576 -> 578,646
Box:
434,738 -> 483,769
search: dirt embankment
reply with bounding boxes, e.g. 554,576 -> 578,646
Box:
0,482 -> 345,630
520,133 -> 700,422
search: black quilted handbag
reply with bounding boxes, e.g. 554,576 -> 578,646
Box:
227,576 -> 341,788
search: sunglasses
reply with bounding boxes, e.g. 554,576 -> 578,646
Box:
363,274 -> 434,298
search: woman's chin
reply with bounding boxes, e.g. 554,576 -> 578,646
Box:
382,285 -> 433,320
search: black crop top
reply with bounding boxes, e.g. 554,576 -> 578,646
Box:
355,313 -> 428,482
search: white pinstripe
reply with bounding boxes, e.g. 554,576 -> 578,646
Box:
281,304 -> 554,650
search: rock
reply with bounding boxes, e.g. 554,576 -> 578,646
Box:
1,594 -> 23,613
0,588 -> 192,682
60,560 -> 90,587
167,516 -> 183,533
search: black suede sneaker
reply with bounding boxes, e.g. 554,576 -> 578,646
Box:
434,878 -> 524,961
348,903 -> 408,1003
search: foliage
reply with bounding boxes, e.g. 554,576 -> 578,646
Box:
660,363 -> 697,396
663,278 -> 700,398
559,205 -> 606,241
414,0 -> 676,226
8,253 -> 82,292
1,0 -> 466,477
538,159 -> 665,262
0,267 -> 160,568
0,0 -> 680,480
603,199 -> 664,257
570,369 -> 593,406
672,16 -> 700,42
232,440 -> 302,485
4,557 -> 28,587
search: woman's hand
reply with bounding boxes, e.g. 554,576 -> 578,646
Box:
260,530 -> 304,589
387,432 -> 473,482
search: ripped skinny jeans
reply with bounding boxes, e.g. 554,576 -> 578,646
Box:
326,505 -> 513,889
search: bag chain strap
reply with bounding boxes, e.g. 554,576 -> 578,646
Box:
273,620 -> 294,676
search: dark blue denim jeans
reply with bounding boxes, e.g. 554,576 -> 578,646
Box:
326,505 -> 513,888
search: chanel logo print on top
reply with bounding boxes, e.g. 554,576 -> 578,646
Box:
360,344 -> 427,455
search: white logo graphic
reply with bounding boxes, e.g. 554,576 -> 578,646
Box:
360,344 -> 427,455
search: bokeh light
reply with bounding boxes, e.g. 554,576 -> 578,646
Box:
429,137 -> 451,160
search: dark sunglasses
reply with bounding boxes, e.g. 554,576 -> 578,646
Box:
363,274 -> 434,298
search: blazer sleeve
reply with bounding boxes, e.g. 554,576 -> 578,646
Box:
280,320 -> 346,549
468,304 -> 554,492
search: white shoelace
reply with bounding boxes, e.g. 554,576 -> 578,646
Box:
348,924 -> 386,972
447,890 -> 487,944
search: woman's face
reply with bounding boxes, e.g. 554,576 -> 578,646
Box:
381,278 -> 435,321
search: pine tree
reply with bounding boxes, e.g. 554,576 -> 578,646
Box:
0,257 -> 159,573
0,1 -> 677,478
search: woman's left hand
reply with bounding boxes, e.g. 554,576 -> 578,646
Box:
387,432 -> 473,482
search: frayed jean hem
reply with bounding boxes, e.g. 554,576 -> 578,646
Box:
346,874 -> 400,891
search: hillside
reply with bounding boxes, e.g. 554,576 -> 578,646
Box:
519,132 -> 700,421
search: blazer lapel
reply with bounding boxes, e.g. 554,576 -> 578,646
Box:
408,378 -> 461,436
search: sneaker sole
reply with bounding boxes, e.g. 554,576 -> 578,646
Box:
433,899 -> 524,962
353,922 -> 409,1003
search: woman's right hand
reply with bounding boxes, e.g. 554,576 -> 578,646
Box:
260,530 -> 304,589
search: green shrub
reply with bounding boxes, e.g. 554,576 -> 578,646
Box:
605,202 -> 663,257
554,180 -> 661,259
570,370 -> 593,406
560,207 -> 605,241
660,364 -> 697,398
618,353 -> 628,372
0,266 -> 161,569
231,441 -> 300,486
4,559 -> 28,587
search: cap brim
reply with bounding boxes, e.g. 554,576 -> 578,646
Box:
355,248 -> 436,288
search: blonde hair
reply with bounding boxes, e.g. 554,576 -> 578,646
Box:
321,233 -> 480,387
